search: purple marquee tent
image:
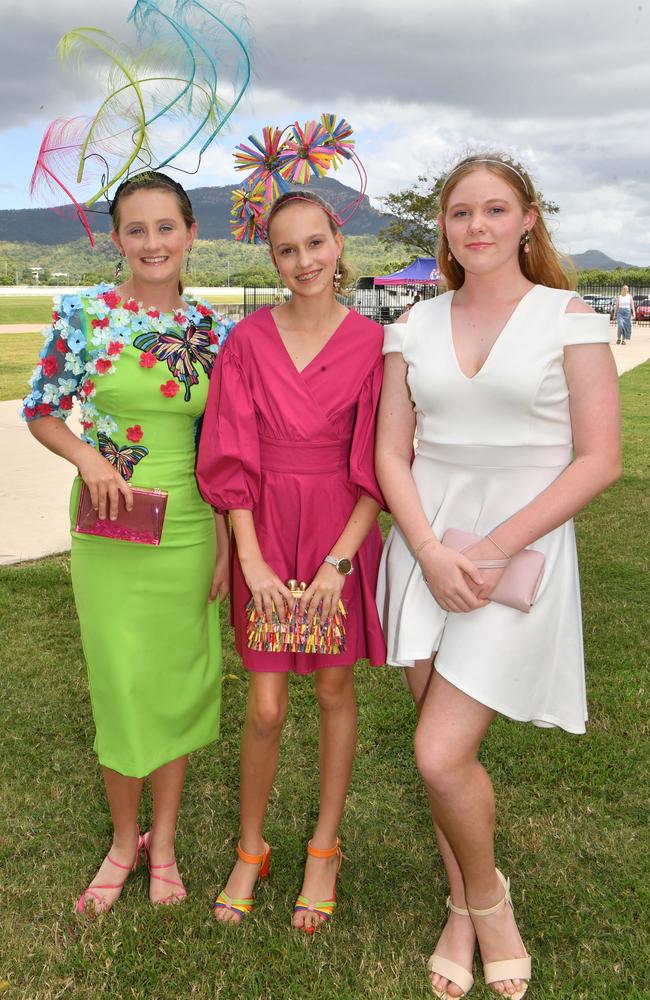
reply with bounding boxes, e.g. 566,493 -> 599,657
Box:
374,257 -> 439,286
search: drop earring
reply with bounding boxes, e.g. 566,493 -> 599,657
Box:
520,230 -> 531,254
333,257 -> 342,293
114,253 -> 125,280
186,245 -> 193,270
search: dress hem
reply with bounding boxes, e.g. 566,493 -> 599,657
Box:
94,730 -> 220,779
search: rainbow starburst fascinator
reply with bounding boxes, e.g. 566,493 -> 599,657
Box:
29,0 -> 251,245
230,114 -> 367,243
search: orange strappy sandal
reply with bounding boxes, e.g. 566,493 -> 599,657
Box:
293,838 -> 342,934
75,829 -> 142,916
141,830 -> 187,905
213,841 -> 271,920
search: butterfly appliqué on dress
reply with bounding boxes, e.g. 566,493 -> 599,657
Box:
133,317 -> 215,402
98,432 -> 149,481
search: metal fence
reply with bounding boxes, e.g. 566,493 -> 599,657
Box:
244,283 -> 650,322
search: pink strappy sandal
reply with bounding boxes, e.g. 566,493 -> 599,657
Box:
75,829 -> 143,916
141,830 -> 187,905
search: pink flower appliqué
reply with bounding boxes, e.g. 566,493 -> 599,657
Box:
139,351 -> 158,368
107,341 -> 124,356
124,298 -> 139,313
146,308 -> 160,319
126,425 -> 144,442
41,357 -> 58,377
79,379 -> 95,399
92,317 -> 109,329
95,358 -> 112,375
59,396 -> 73,411
160,379 -> 180,398
55,337 -> 68,353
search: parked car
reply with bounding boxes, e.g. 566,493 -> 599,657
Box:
635,298 -> 650,323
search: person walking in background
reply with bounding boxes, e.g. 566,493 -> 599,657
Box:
197,190 -> 386,933
376,152 -> 620,999
614,284 -> 636,344
22,172 -> 231,914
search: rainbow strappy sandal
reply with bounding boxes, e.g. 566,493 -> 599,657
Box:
75,829 -> 142,916
293,838 -> 342,934
141,830 -> 187,905
213,841 -> 271,921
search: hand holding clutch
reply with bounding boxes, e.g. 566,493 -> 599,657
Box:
441,528 -> 545,613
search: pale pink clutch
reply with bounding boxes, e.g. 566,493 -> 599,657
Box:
75,483 -> 168,545
441,528 -> 545,613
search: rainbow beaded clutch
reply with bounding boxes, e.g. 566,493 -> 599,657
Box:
246,579 -> 347,654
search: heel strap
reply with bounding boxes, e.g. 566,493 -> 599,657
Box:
446,895 -> 470,917
237,841 -> 269,866
306,837 -> 340,859
467,871 -> 511,918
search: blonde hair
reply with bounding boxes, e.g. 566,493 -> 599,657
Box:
266,190 -> 352,291
438,152 -> 573,291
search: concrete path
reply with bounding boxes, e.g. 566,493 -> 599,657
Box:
1,325 -> 649,567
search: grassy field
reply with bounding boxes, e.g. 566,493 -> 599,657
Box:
0,290 -> 246,327
0,332 -> 42,401
0,296 -> 55,325
0,365 -> 648,999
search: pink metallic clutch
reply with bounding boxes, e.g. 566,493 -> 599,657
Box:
441,528 -> 545,613
75,482 -> 168,545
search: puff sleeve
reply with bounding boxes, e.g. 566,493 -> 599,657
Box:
348,355 -> 385,508
561,312 -> 611,346
196,340 -> 261,512
382,322 -> 409,355
21,296 -> 88,421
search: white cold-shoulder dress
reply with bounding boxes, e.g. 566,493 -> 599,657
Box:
376,285 -> 612,734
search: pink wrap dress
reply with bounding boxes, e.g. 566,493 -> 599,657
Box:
197,306 -> 387,674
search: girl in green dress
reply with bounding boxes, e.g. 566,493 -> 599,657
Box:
22,172 -> 231,912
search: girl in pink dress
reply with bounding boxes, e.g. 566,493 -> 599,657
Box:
197,191 -> 386,931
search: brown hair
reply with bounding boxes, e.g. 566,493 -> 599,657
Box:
266,190 -> 352,291
110,171 -> 195,294
438,152 -> 573,291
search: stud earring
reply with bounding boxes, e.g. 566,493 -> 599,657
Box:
333,257 -> 342,293
447,251 -> 454,262
520,230 -> 531,254
114,253 -> 125,280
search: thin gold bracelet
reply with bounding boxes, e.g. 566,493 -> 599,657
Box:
414,536 -> 437,559
486,534 -> 511,559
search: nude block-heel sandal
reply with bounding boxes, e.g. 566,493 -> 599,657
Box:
213,840 -> 271,920
467,870 -> 531,1000
427,897 -> 475,998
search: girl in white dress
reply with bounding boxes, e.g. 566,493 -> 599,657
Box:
375,153 -> 621,999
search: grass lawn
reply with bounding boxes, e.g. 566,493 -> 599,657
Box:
0,296 -> 55,325
0,366 -> 648,999
0,291 -> 245,329
0,333 -> 42,401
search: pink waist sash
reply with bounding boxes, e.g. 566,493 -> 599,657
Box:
259,437 -> 348,474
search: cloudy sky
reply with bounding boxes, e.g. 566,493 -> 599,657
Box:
0,0 -> 648,263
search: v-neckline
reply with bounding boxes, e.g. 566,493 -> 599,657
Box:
267,306 -> 351,376
448,284 -> 539,381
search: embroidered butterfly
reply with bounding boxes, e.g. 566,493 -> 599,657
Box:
98,432 -> 149,481
133,317 -> 215,402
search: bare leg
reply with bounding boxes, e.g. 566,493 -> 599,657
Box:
214,672 -> 289,924
407,660 -> 476,997
147,755 -> 188,903
293,665 -> 356,931
78,767 -> 143,913
416,670 -> 529,997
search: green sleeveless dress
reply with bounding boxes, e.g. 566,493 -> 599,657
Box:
22,284 -> 233,777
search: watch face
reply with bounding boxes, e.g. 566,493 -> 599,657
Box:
337,558 -> 352,575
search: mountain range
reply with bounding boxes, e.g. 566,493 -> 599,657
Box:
0,178 -> 390,245
0,180 -> 641,270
